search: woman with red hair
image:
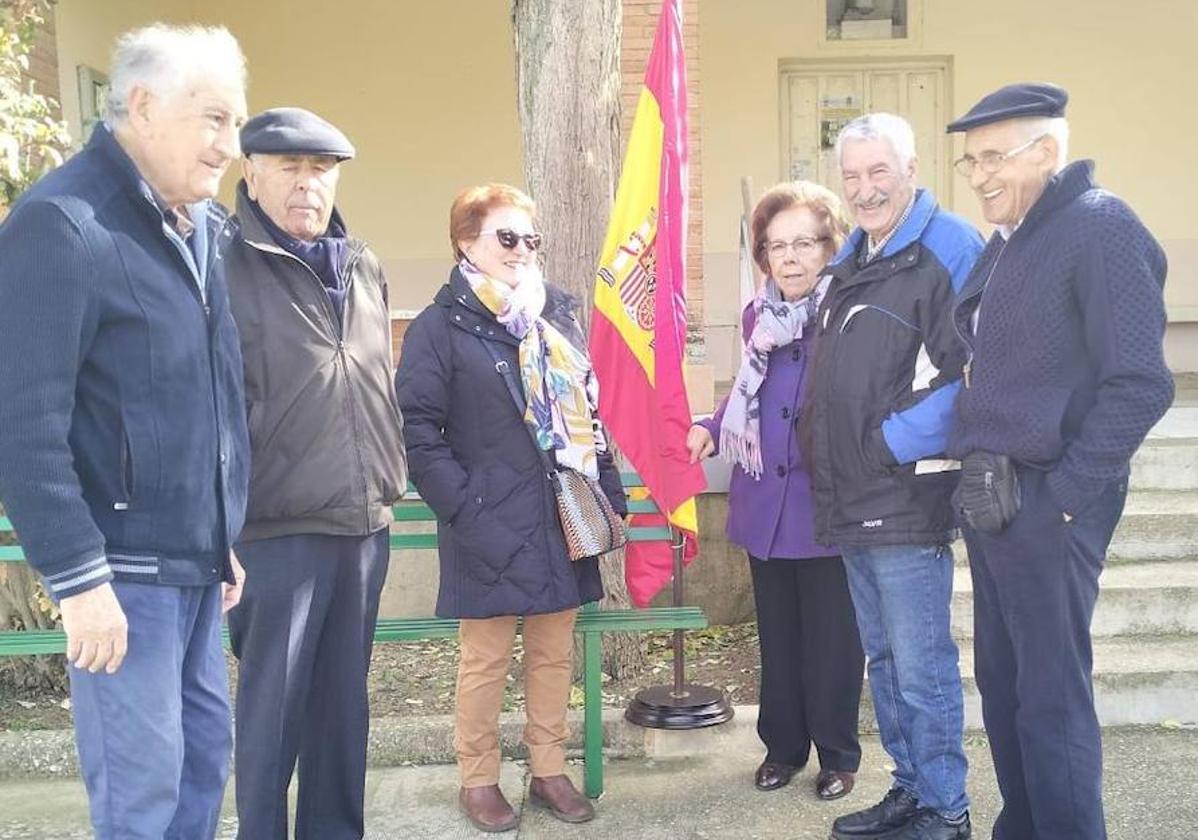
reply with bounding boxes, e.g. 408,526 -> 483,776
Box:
396,183 -> 626,832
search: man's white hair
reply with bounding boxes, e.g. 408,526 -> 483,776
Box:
835,113 -> 917,172
1012,116 -> 1070,173
104,24 -> 246,124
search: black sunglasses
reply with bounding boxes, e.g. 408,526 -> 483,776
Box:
480,228 -> 543,252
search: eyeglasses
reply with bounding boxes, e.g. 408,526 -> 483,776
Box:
479,228 -> 543,252
764,235 -> 829,259
953,134 -> 1046,177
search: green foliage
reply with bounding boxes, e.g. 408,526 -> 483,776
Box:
0,0 -> 71,208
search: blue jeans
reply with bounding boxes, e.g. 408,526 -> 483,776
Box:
841,543 -> 968,818
69,581 -> 231,840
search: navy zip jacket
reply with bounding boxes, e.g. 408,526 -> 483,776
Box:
801,189 -> 984,546
0,126 -> 250,599
948,161 -> 1173,515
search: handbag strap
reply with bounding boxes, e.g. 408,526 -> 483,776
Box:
477,335 -> 558,476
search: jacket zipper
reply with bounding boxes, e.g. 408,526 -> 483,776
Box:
243,238 -> 366,339
245,239 -> 373,529
954,240 -> 1008,390
116,421 -> 133,511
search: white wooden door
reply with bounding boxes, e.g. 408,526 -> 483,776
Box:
781,59 -> 950,202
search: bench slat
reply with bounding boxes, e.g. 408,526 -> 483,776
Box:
0,606 -> 707,658
1,527 -> 676,561
391,499 -> 662,522
391,503 -> 435,521
385,529 -> 438,551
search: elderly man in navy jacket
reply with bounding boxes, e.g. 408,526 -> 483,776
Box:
0,25 -> 249,840
946,83 -> 1173,840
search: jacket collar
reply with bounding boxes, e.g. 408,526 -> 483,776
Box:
89,122 -> 231,238
1005,159 -> 1096,240
956,160 -> 1096,304
830,187 -> 939,272
233,181 -> 356,251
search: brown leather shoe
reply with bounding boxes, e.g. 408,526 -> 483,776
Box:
459,785 -> 518,833
528,774 -> 596,823
754,761 -> 799,791
816,769 -> 856,801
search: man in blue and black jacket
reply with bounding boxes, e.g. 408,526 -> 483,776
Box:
801,113 -> 983,840
0,25 -> 250,840
946,83 -> 1173,840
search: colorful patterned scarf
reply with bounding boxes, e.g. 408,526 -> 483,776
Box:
461,260 -> 603,478
720,275 -> 830,479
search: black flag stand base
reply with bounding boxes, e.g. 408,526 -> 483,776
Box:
625,527 -> 734,730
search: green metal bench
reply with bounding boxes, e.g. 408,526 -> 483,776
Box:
0,473 -> 705,798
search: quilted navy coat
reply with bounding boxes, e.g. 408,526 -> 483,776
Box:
395,268 -> 627,619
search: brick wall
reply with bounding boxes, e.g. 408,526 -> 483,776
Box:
26,11 -> 62,119
620,0 -> 704,358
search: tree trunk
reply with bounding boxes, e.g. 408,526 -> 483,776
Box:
512,0 -> 646,681
0,564 -> 67,693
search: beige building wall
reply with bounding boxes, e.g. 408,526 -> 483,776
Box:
54,0 -> 526,312
51,1 -> 1198,372
701,0 -> 1198,376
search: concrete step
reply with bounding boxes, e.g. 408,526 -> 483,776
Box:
1132,435 -> 1198,491
949,489 -> 1198,566
951,559 -> 1198,638
960,635 -> 1198,728
858,634 -> 1198,729
1109,490 -> 1198,562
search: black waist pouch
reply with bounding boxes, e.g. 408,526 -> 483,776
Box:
953,451 -> 1021,535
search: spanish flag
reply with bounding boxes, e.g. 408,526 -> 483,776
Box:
590,0 -> 705,605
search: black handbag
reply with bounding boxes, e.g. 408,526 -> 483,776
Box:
479,336 -> 627,560
953,450 -> 1021,535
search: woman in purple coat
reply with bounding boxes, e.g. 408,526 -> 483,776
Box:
688,182 -> 865,800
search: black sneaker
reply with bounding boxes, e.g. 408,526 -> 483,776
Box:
879,809 -> 971,840
831,787 -> 920,838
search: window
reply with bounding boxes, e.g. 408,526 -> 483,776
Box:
826,0 -> 909,41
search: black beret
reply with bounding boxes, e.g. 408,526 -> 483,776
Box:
946,82 -> 1068,133
240,107 -> 355,161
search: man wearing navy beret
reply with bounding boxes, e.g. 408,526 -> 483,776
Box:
223,107 -> 408,839
947,83 -> 1174,839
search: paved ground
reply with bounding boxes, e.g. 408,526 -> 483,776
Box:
1,727 -> 1194,839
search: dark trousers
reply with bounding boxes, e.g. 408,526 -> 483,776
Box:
227,530 -> 390,840
749,554 -> 865,771
962,468 -> 1127,840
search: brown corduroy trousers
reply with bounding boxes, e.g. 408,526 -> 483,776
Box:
454,607 -> 577,787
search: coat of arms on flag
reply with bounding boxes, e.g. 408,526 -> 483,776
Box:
597,210 -> 658,332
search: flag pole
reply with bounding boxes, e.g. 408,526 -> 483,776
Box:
625,524 -> 733,729
671,526 -> 686,699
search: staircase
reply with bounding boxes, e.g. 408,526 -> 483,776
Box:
949,383 -> 1198,728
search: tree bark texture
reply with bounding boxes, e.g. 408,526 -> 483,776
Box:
512,0 -> 622,330
512,0 -> 647,681
0,563 -> 67,692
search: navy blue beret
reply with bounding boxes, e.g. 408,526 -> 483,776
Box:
946,82 -> 1068,133
240,107 -> 355,161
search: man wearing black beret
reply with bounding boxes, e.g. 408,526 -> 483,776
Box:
946,83 -> 1174,839
223,107 -> 408,839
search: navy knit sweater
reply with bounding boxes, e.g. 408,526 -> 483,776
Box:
948,161 -> 1174,516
